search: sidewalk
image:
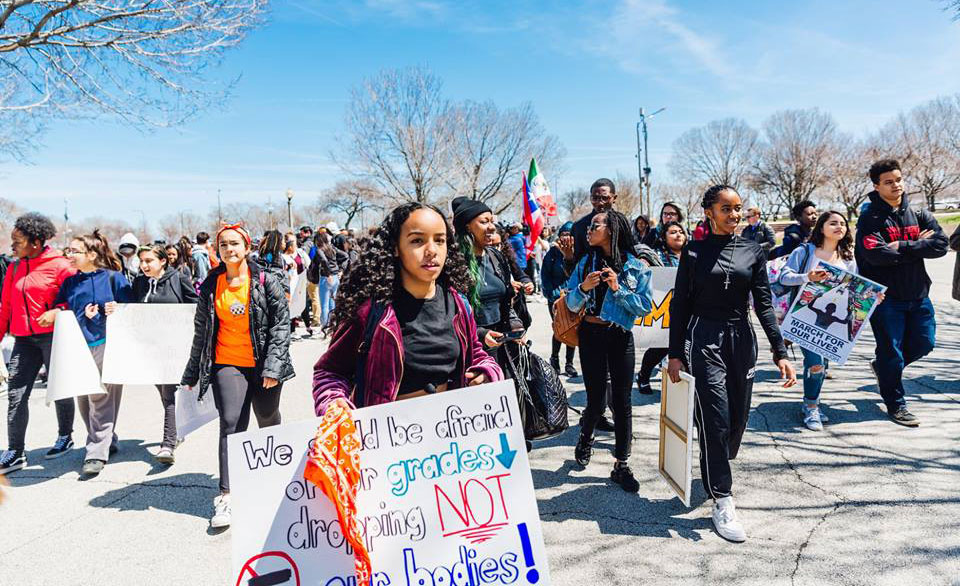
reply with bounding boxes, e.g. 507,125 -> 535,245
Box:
1,257 -> 958,585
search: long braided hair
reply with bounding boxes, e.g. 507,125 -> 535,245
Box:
457,231 -> 484,308
587,209 -> 633,273
325,203 -> 474,335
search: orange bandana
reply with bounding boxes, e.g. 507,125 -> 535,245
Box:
303,399 -> 372,586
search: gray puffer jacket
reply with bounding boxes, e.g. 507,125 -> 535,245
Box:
181,260 -> 295,398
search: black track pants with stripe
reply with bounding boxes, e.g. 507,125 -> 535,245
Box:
684,316 -> 757,499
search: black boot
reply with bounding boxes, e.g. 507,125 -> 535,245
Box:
550,356 -> 561,373
574,433 -> 593,467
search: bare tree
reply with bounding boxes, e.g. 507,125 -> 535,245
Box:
158,211 -> 210,243
822,133 -> 874,218
336,67 -> 453,204
750,108 -> 837,210
558,188 -> 590,222
444,100 -> 565,215
319,180 -> 385,229
670,118 -> 759,191
613,172 -> 643,220
0,196 -> 23,249
0,0 -> 266,158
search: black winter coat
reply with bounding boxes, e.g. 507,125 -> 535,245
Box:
181,261 -> 295,398
476,247 -> 532,345
132,268 -> 199,304
951,224 -> 960,302
741,221 -> 777,256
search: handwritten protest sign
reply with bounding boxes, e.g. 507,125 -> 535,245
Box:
101,304 -> 195,385
228,380 -> 551,586
633,267 -> 676,349
781,261 -> 886,364
46,310 -> 104,405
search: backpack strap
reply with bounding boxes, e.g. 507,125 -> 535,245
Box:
353,300 -> 387,409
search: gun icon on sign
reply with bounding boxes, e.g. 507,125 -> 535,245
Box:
248,570 -> 293,586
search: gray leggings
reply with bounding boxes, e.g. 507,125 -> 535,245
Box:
210,365 -> 282,492
155,385 -> 177,449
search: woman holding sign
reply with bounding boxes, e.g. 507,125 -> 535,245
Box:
313,203 -> 502,414
668,185 -> 797,543
182,223 -> 294,529
777,211 -> 866,431
564,210 -> 653,493
43,230 -> 132,477
133,244 -> 199,463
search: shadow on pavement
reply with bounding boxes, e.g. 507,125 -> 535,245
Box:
7,438 -> 157,487
88,472 -> 219,521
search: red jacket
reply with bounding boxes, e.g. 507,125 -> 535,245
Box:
0,247 -> 76,337
312,289 -> 503,415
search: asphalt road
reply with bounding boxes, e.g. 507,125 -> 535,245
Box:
1,255 -> 958,586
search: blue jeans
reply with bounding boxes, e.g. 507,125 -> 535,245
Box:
801,347 -> 825,404
869,298 -> 936,410
317,274 -> 340,326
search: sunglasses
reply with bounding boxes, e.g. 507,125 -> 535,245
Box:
587,222 -> 607,231
590,194 -> 613,202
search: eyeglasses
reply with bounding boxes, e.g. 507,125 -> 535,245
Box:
63,247 -> 85,255
590,194 -> 613,202
587,223 -> 607,231
662,211 -> 679,218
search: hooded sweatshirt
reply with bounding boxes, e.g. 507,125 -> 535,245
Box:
132,267 -> 199,304
191,244 -> 210,282
855,191 -> 948,301
118,232 -> 140,282
0,247 -> 76,337
55,269 -> 133,346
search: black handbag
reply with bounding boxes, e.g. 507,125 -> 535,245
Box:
523,351 -> 570,441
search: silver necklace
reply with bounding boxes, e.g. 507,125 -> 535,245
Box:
719,236 -> 738,290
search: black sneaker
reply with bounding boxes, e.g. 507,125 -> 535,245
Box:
595,416 -> 616,433
636,373 -> 653,395
45,435 -> 74,460
870,359 -> 879,387
550,356 -> 561,373
889,407 -> 920,427
564,363 -> 579,378
574,434 -> 593,467
0,450 -> 26,475
109,443 -> 119,455
610,462 -> 640,493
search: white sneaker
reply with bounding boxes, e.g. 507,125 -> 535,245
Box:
211,494 -> 231,528
802,404 -> 824,431
712,496 -> 747,542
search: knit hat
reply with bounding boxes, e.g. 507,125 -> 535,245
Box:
558,221 -> 574,235
451,197 -> 492,234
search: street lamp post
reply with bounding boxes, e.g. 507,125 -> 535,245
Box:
636,106 -> 666,216
286,188 -> 294,230
217,188 -> 223,224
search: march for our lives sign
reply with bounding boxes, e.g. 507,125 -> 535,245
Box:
781,261 -> 886,364
228,380 -> 550,586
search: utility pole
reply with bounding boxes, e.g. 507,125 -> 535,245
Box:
217,188 -> 223,224
636,106 -> 666,217
286,188 -> 294,230
268,197 -> 275,230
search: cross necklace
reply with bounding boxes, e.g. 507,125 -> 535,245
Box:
719,236 -> 738,290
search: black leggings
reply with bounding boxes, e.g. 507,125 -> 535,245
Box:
210,365 -> 282,492
637,348 -> 670,386
155,384 -> 177,449
685,317 -> 757,499
578,322 -> 635,461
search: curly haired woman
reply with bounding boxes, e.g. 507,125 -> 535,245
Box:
313,203 -> 502,414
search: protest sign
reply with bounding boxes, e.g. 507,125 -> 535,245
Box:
658,369 -> 695,507
228,380 -> 551,586
767,255 -> 793,323
46,310 -> 104,405
633,267 -> 677,349
781,261 -> 886,364
101,304 -> 196,385
289,273 -> 308,317
175,386 -> 217,439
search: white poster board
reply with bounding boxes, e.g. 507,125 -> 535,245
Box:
101,304 -> 196,385
781,261 -> 886,365
658,369 -> 695,507
633,267 -> 677,349
289,273 -> 308,317
228,380 -> 551,586
46,310 -> 105,405
175,387 -> 217,439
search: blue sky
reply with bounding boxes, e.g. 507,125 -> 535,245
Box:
4,0 -> 960,226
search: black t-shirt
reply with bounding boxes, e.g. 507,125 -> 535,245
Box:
475,253 -> 507,328
394,287 -> 461,395
581,254 -> 610,317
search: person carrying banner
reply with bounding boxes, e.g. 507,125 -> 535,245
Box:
778,211 -> 863,431
855,159 -> 948,427
40,230 -> 132,477
0,213 -> 78,476
565,210 -> 653,492
313,203 -> 502,414
668,185 -> 797,542
635,221 -> 687,395
542,221 -> 578,377
133,244 -> 199,463
181,223 -> 294,529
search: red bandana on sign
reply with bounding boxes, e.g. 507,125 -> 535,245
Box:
303,399 -> 372,586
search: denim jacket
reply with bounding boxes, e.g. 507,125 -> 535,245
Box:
779,243 -> 857,288
564,252 -> 653,331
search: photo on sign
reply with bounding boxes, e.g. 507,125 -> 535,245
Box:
781,261 -> 886,364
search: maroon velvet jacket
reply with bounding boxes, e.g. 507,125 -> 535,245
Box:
312,288 -> 503,414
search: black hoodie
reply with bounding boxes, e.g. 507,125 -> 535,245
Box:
132,267 -> 199,304
855,191 -> 948,301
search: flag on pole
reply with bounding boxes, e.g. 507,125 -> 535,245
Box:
528,158 -> 557,217
522,172 -> 544,258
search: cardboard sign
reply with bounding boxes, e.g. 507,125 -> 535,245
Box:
633,267 -> 677,349
289,273 -> 308,317
781,261 -> 886,365
658,369 -> 695,507
101,304 -> 196,385
175,386 -> 217,439
228,380 -> 550,586
46,310 -> 105,405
